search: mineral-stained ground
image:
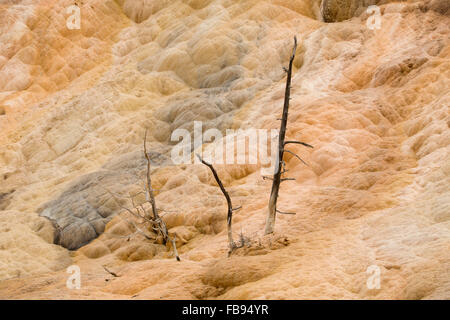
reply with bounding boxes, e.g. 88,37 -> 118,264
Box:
0,0 -> 448,299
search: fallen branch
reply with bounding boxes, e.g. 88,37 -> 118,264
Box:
103,266 -> 120,277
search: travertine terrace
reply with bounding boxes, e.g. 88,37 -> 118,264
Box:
0,0 -> 449,299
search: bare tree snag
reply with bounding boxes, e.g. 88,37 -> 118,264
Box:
143,130 -> 180,260
264,36 -> 313,235
98,130 -> 181,261
144,129 -> 159,222
196,154 -> 239,256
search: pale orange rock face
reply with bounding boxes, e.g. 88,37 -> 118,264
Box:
0,0 -> 449,299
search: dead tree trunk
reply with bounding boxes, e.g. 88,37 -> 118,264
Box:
95,131 -> 181,262
143,129 -> 179,261
144,130 -> 161,223
197,154 -> 240,256
264,36 -> 313,235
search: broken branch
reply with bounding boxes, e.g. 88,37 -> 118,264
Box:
284,149 -> 308,166
276,210 -> 296,215
281,178 -> 296,182
284,141 -> 314,148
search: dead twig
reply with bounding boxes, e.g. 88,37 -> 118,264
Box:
284,141 -> 314,148
283,150 -> 308,166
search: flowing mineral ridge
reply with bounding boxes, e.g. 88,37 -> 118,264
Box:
0,0 -> 448,299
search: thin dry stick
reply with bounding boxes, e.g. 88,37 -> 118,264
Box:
197,154 -> 239,255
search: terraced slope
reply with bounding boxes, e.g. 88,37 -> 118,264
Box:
0,0 -> 448,299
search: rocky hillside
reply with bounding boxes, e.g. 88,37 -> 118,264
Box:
0,0 -> 449,299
